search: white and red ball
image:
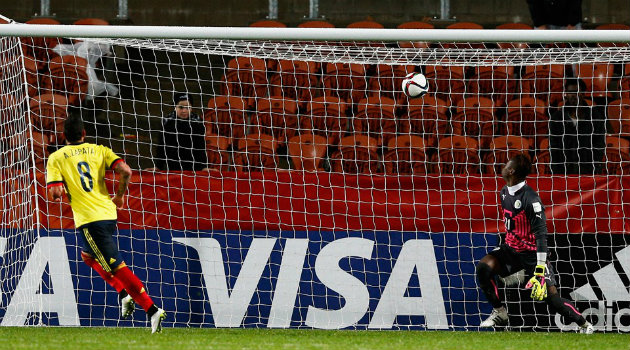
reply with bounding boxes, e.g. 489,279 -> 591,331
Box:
401,72 -> 429,98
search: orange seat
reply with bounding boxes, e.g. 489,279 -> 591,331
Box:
596,24 -> 630,47
268,59 -> 319,106
23,55 -> 40,97
445,22 -> 485,49
322,62 -> 368,104
300,96 -> 349,145
402,95 -> 448,143
521,64 -> 566,105
367,64 -> 415,102
429,136 -> 480,174
383,134 -> 428,174
467,65 -> 516,103
604,136 -> 630,175
287,134 -> 328,171
620,63 -> 630,100
29,93 -> 69,144
73,18 -> 109,25
298,20 -> 335,28
250,96 -> 299,144
204,133 -> 231,171
482,136 -> 532,174
233,134 -> 278,171
424,65 -> 467,104
329,135 -> 380,174
347,20 -> 384,29
40,55 -> 89,106
220,57 -> 268,103
451,96 -> 496,148
21,18 -> 61,70
495,23 -> 532,49
353,96 -> 398,145
204,96 -> 247,141
396,22 -> 434,49
31,131 -> 49,171
607,98 -> 630,136
576,63 -> 615,99
505,97 -> 548,143
249,20 -> 286,27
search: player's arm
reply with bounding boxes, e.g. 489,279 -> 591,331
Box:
112,160 -> 132,209
526,196 -> 549,300
47,183 -> 65,202
46,156 -> 65,202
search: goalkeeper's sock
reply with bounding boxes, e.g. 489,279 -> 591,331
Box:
547,293 -> 586,325
81,251 -> 125,294
113,265 -> 156,313
476,262 -> 503,308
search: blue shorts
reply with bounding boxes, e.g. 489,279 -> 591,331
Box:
78,220 -> 123,272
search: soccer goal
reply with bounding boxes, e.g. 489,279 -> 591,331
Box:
0,18 -> 629,331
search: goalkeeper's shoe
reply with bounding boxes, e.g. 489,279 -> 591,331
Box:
480,306 -> 508,327
579,321 -> 594,334
121,294 -> 135,319
151,308 -> 166,334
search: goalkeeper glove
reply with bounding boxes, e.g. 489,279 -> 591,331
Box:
525,264 -> 547,301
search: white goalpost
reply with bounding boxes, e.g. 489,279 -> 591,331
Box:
0,19 -> 629,331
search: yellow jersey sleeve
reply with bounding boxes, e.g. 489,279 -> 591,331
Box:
45,153 -> 64,188
103,145 -> 123,169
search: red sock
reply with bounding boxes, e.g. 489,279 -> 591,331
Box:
81,251 -> 125,293
113,265 -> 155,313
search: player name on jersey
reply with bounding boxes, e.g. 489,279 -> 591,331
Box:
63,146 -> 96,158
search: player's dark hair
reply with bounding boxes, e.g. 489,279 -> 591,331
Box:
64,116 -> 85,143
510,153 -> 531,180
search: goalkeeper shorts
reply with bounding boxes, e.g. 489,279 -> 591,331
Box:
488,244 -> 557,287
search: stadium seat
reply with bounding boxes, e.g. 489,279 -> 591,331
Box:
249,20 -> 286,27
347,20 -> 384,29
396,22 -> 434,49
495,23 -> 532,49
619,63 -> 630,100
451,96 -> 496,148
505,97 -> 548,145
204,133 -> 231,171
467,65 -> 516,105
533,137 -> 551,175
424,65 -> 467,105
268,59 -> 319,107
220,57 -> 268,105
29,93 -> 69,144
21,18 -> 61,71
31,130 -> 49,171
607,98 -> 630,136
329,135 -> 380,174
322,62 -> 368,104
604,136 -> 630,175
204,95 -> 247,141
576,63 -> 615,100
429,135 -> 480,174
298,20 -> 335,28
521,64 -> 566,105
596,24 -> 630,47
233,133 -> 279,171
300,96 -> 349,145
23,55 -> 40,97
402,95 -> 449,144
40,55 -> 89,106
250,96 -> 299,144
482,136 -> 532,174
353,95 -> 398,145
287,133 -> 328,171
445,22 -> 485,49
368,64 -> 415,102
383,134 -> 428,174
73,18 -> 109,25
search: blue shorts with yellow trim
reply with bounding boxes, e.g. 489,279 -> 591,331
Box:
78,220 -> 123,272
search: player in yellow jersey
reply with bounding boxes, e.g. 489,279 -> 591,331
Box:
46,116 -> 166,333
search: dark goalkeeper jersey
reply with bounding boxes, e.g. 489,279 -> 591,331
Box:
500,182 -> 548,253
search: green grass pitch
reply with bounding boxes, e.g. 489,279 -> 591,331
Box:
0,328 -> 628,350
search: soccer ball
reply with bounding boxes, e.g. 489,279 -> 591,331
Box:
401,72 -> 429,98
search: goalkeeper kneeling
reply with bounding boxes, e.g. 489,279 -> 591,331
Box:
476,154 -> 593,334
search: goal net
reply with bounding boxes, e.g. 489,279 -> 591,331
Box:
1,21 -> 630,331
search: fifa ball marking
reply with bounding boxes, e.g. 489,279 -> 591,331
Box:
402,72 -> 429,98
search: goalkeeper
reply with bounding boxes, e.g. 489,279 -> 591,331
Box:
476,154 -> 593,333
46,116 -> 166,333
